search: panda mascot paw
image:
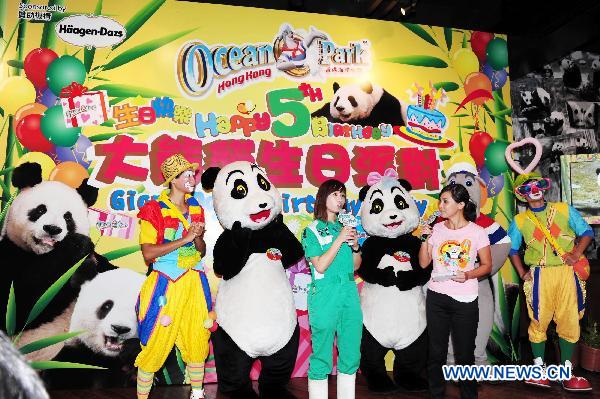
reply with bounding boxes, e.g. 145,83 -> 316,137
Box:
201,161 -> 302,398
356,169 -> 429,393
0,162 -> 116,340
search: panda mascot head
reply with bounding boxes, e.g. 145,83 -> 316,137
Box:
3,162 -> 97,255
358,171 -> 420,239
200,161 -> 282,230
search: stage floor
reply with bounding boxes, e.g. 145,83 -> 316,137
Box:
49,370 -> 600,398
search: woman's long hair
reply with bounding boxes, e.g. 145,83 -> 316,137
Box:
313,179 -> 346,221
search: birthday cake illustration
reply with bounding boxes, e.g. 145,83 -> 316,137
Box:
399,82 -> 455,148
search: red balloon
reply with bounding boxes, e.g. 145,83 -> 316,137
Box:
471,31 -> 495,63
469,131 -> 494,167
16,114 -> 53,152
24,48 -> 58,89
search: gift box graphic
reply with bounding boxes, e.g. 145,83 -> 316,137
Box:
60,82 -> 110,128
88,207 -> 135,240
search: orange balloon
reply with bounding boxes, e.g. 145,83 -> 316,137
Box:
464,72 -> 492,106
14,102 -> 48,126
48,161 -> 89,188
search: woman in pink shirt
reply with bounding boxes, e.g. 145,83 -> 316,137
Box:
419,184 -> 492,399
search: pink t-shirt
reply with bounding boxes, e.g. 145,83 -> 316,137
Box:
427,221 -> 490,298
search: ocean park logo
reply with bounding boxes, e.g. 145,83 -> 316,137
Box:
176,24 -> 370,98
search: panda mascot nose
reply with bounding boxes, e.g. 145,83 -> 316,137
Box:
43,225 -> 62,236
259,203 -> 268,209
111,325 -> 131,335
389,214 -> 397,220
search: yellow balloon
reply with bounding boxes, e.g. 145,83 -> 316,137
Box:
16,151 -> 57,180
452,49 -> 480,81
0,76 -> 37,115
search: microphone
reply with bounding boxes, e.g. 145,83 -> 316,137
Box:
420,210 -> 440,241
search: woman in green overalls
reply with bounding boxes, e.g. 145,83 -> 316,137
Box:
302,179 -> 362,399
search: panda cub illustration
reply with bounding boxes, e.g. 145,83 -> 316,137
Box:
312,81 -> 406,127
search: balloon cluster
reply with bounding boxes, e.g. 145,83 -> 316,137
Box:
468,131 -> 508,196
0,48 -> 92,188
453,32 -> 508,103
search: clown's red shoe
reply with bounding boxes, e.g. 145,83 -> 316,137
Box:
562,376 -> 592,392
525,378 -> 551,388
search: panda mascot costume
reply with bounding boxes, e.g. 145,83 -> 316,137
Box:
0,162 -> 114,342
201,161 -> 304,399
312,81 -> 407,127
357,168 -> 430,394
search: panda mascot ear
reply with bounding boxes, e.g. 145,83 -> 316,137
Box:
360,81 -> 373,94
333,82 -> 340,93
77,178 -> 99,207
11,162 -> 43,189
358,185 -> 371,202
398,179 -> 412,192
201,167 -> 221,191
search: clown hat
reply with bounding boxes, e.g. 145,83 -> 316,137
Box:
161,154 -> 199,186
514,172 -> 543,202
444,152 -> 486,186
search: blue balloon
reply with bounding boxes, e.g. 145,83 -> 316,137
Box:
52,134 -> 92,168
482,63 -> 508,91
479,166 -> 505,197
39,87 -> 58,107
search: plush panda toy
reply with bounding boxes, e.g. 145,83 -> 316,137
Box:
0,162 -> 114,338
357,171 -> 430,394
42,268 -> 145,389
312,81 -> 407,127
201,161 -> 304,399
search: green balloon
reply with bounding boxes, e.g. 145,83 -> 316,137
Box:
40,105 -> 81,147
484,141 -> 509,176
46,55 -> 87,95
486,38 -> 508,70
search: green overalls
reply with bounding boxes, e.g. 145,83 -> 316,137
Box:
301,219 -> 363,380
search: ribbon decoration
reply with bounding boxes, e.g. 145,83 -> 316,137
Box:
60,81 -> 88,98
367,167 -> 399,186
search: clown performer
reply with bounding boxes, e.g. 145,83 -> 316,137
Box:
135,154 -> 214,399
508,171 -> 593,392
444,153 -> 511,366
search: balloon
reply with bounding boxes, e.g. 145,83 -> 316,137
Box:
24,48 -> 58,89
45,55 -> 87,96
469,131 -> 494,167
14,102 -> 47,126
48,161 -> 89,189
452,48 -> 480,81
40,105 -> 81,147
16,152 -> 57,180
463,72 -> 493,106
16,114 -> 54,152
53,134 -> 93,168
486,38 -> 508,70
470,31 -> 494,63
479,166 -> 505,197
482,63 -> 508,91
0,76 -> 37,115
39,87 -> 59,107
484,141 -> 509,176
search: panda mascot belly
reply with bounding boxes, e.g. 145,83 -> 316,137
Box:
216,252 -> 296,357
201,161 -> 304,399
356,169 -> 430,393
361,254 -> 426,350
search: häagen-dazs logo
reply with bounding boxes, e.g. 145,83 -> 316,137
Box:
56,15 -> 126,48
177,23 -> 370,98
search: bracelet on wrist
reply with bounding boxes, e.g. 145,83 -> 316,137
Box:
351,245 -> 361,253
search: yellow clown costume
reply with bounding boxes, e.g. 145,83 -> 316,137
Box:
135,190 -> 212,373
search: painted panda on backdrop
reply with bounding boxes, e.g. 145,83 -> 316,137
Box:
311,81 -> 407,127
201,161 -> 304,399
